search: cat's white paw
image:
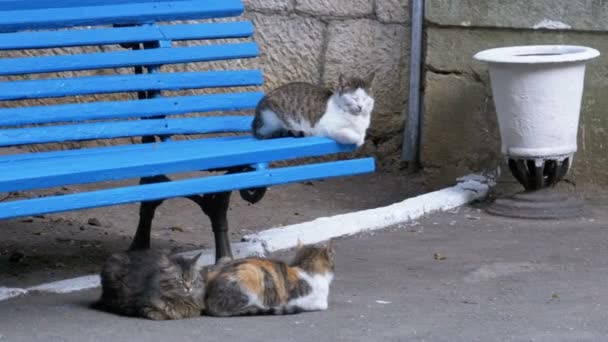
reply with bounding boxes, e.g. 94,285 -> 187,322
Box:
317,302 -> 329,311
356,136 -> 365,147
330,129 -> 361,146
216,256 -> 233,265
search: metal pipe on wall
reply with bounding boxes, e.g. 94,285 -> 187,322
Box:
401,0 -> 424,164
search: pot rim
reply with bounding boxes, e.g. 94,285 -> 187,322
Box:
474,45 -> 600,64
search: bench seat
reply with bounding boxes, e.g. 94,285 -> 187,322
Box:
0,135 -> 374,219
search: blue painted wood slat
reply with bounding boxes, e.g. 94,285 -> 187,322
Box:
0,158 -> 376,219
0,136 -> 246,164
0,42 -> 259,76
0,137 -> 362,192
0,116 -> 254,146
0,1 -> 189,11
0,70 -> 263,100
0,22 -> 254,50
0,0 -> 245,31
0,92 -> 264,126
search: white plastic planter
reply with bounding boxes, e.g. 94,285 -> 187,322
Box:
474,45 -> 599,160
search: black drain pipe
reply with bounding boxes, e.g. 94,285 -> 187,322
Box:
401,0 -> 424,165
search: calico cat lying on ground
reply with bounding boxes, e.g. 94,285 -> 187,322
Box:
94,250 -> 205,320
204,240 -> 336,317
252,74 -> 375,147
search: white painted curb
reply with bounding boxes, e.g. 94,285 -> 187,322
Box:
0,287 -> 27,301
28,275 -> 101,294
242,174 -> 491,251
179,241 -> 266,266
0,174 -> 490,301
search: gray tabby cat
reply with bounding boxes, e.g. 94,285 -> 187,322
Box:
94,249 -> 205,320
252,74 -> 375,147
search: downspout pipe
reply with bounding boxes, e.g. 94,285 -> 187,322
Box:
401,0 -> 424,164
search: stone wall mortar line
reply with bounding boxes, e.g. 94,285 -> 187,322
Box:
317,21 -> 331,86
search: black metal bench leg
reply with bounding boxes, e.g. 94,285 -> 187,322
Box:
129,199 -> 164,250
129,165 -> 259,261
207,192 -> 233,264
129,175 -> 170,250
187,191 -> 233,264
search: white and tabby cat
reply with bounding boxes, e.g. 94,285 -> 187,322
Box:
252,74 -> 375,147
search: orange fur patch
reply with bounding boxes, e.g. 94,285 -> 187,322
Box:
286,267 -> 300,285
235,263 -> 265,298
227,259 -> 294,302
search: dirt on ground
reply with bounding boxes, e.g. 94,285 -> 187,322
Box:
0,171 -> 425,287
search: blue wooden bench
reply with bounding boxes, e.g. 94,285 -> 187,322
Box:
0,0 -> 375,263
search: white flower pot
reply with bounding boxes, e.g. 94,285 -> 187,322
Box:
475,45 -> 599,219
474,45 -> 599,160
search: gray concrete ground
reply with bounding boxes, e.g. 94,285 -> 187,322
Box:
1,195 -> 607,342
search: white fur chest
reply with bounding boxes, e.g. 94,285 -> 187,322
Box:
287,271 -> 334,311
318,98 -> 370,130
314,96 -> 371,146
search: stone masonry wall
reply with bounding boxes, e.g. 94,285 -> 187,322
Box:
242,0 -> 411,169
422,0 -> 608,189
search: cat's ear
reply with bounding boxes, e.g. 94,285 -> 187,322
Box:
326,239 -> 336,258
338,74 -> 347,90
190,252 -> 203,264
365,72 -> 376,88
296,238 -> 305,250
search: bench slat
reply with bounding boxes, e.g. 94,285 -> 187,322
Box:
0,92 -> 264,126
0,136 -> 246,164
0,158 -> 375,219
0,136 -> 360,192
0,116 -> 256,146
0,0 -> 244,31
0,22 -> 254,50
0,1 -> 185,11
0,70 -> 263,100
0,42 -> 258,76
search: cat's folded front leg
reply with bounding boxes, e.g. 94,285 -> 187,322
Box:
140,306 -> 169,320
329,128 -> 364,147
355,134 -> 366,147
287,130 -> 306,138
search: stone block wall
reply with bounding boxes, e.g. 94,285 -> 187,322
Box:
422,0 -> 608,189
242,0 -> 411,169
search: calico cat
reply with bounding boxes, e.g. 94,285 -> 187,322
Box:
252,74 -> 375,147
94,249 -> 205,320
204,240 -> 336,317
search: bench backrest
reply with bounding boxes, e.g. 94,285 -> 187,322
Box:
0,0 -> 263,147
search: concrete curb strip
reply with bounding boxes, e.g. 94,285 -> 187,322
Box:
28,275 -> 102,294
242,174 -> 491,251
0,174 -> 490,302
0,287 -> 28,302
